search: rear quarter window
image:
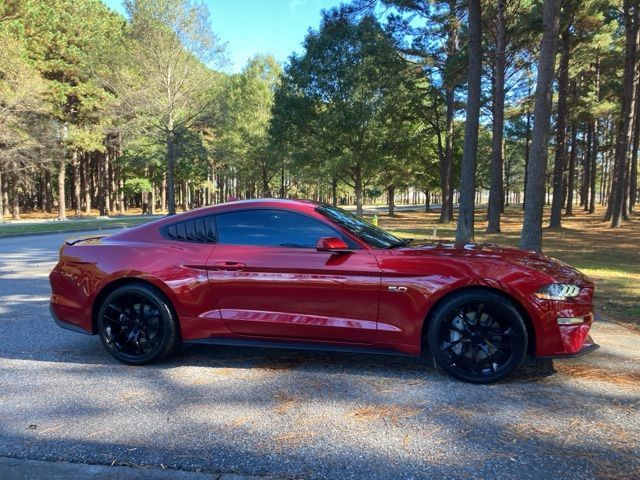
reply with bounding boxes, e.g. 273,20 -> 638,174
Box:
162,216 -> 216,243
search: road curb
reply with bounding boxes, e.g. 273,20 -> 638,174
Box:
0,457 -> 290,480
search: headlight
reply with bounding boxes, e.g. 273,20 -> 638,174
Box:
534,284 -> 581,301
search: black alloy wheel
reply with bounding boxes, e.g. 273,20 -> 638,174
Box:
427,290 -> 528,383
97,283 -> 178,365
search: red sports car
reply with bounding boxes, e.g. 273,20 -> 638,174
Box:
49,199 -> 598,383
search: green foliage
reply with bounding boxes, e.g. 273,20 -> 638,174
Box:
213,55 -> 282,195
124,177 -> 153,194
0,0 -> 635,225
270,9 -> 420,211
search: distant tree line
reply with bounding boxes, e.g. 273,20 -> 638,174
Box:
0,0 -> 638,252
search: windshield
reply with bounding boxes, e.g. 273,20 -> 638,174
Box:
315,205 -> 404,248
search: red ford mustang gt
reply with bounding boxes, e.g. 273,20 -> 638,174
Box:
49,199 -> 598,383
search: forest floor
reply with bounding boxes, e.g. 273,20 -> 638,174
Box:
380,206 -> 640,328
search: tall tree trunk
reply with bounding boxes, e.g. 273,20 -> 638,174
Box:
439,0 -> 459,224
549,22 -> 571,229
520,0 -> 561,252
109,152 -> 116,212
630,60 -> 640,214
388,185 -> 395,216
632,143 -> 639,213
58,155 -> 66,221
589,59 -> 601,214
98,152 -> 106,217
72,149 -> 81,215
331,177 -> 338,207
150,183 -> 156,215
280,162 -> 286,198
262,165 -> 270,198
522,105 -> 532,210
354,163 -> 363,217
582,125 -> 592,211
590,121 -> 598,213
440,89 -> 455,223
118,168 -> 126,214
455,0 -> 482,246
162,175 -> 167,211
565,124 -> 577,215
487,0 -> 506,233
11,167 -> 20,220
83,152 -> 91,214
623,154 -> 631,219
504,153 -> 511,206
2,173 -> 9,218
104,149 -> 111,214
166,118 -> 177,215
609,0 -> 638,227
0,172 -> 3,222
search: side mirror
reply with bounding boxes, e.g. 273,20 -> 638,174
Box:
316,237 -> 354,254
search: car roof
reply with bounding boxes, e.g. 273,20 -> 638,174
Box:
109,199 -> 326,242
213,198 -> 318,208
191,198 -> 321,216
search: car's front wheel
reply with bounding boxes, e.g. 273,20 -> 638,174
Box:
427,290 -> 528,384
97,283 -> 179,365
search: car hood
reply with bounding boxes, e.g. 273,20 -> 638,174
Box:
396,242 -> 590,285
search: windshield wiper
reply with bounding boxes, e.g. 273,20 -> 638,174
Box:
385,238 -> 413,249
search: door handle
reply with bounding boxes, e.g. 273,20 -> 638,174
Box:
212,261 -> 246,271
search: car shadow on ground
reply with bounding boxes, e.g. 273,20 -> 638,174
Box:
0,318 -> 558,385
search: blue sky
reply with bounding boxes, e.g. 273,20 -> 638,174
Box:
101,0 -> 342,72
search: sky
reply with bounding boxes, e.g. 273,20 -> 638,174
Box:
101,0 -> 343,73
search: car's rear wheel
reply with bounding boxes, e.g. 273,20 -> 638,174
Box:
427,290 -> 528,384
97,283 -> 178,365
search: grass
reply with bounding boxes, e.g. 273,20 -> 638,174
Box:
0,215 -> 159,237
377,206 -> 640,326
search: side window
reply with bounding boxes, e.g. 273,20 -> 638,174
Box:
162,216 -> 216,243
215,209 -> 350,248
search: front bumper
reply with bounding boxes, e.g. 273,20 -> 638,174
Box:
537,334 -> 600,359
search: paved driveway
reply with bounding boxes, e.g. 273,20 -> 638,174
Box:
0,231 -> 639,479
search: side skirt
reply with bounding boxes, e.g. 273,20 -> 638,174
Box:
185,337 -> 417,358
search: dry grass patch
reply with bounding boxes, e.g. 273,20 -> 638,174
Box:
435,404 -> 479,421
554,363 -> 640,388
504,416 -> 640,480
271,429 -> 317,452
272,392 -> 299,415
349,404 -> 425,425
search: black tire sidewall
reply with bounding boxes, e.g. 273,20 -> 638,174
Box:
97,284 -> 178,365
427,290 -> 528,384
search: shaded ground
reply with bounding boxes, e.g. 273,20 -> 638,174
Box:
1,214 -> 639,479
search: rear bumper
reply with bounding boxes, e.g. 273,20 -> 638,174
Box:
50,304 -> 93,335
537,334 -> 599,359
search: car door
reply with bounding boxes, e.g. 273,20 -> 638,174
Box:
206,208 -> 381,343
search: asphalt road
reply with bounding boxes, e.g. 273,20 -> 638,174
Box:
1,230 -> 639,480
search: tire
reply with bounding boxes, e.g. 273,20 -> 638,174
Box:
427,289 -> 528,384
97,283 -> 179,365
